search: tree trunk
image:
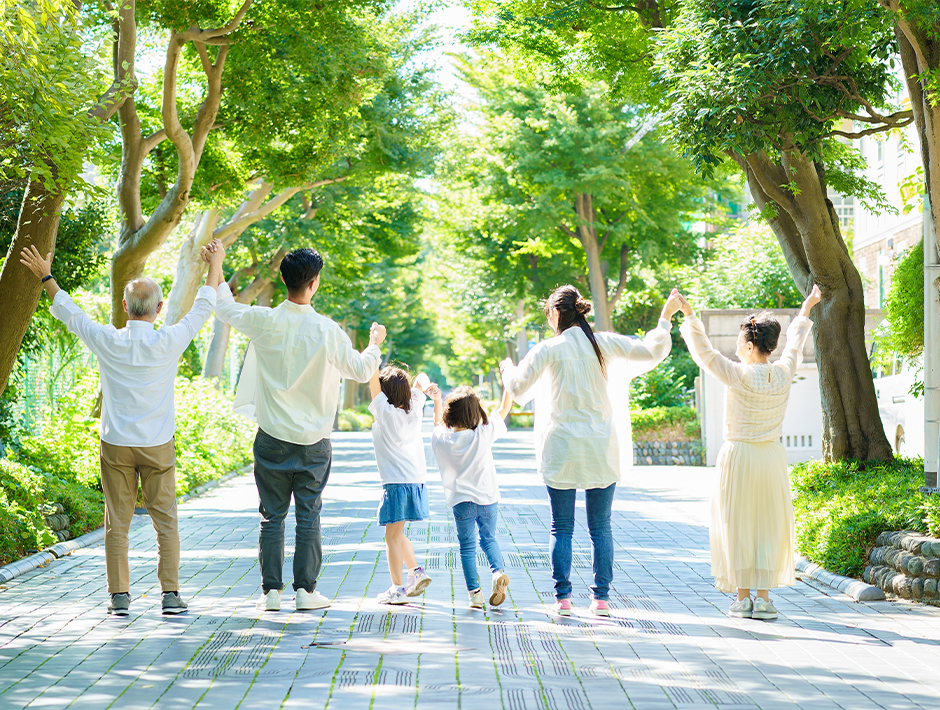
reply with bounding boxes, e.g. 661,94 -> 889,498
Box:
514,299 -> 528,360
163,210 -> 219,326
202,318 -> 231,379
574,193 -> 613,331
735,149 -> 892,461
0,181 -> 65,395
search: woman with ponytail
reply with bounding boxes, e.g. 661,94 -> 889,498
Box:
500,285 -> 683,616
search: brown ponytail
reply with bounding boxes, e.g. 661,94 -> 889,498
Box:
544,285 -> 608,378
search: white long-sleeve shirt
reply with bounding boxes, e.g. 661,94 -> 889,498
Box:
502,321 -> 672,489
215,283 -> 381,445
49,286 -> 217,447
680,315 -> 813,443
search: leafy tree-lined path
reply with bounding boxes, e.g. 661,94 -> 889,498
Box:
2,431 -> 940,709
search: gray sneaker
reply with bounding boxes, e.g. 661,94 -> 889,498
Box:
162,591 -> 188,615
751,598 -> 778,621
108,593 -> 131,616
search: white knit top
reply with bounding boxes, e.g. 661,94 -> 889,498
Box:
679,315 -> 814,443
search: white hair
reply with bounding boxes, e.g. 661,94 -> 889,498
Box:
124,278 -> 163,318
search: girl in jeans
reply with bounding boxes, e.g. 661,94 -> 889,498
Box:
430,385 -> 513,609
501,285 -> 683,616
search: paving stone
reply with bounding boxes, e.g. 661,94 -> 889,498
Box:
3,428 -> 940,708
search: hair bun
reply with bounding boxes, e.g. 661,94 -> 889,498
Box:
575,298 -> 591,316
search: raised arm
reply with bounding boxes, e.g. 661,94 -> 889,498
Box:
676,293 -> 744,386
369,368 -> 381,400
496,386 -> 512,420
328,322 -> 384,383
427,384 -> 443,426
501,344 -> 549,405
778,285 -> 820,376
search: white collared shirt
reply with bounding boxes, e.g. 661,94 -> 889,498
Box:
369,388 -> 428,484
431,416 -> 507,507
49,286 -> 217,448
215,283 -> 381,445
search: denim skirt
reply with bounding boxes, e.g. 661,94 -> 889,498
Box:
377,483 -> 430,525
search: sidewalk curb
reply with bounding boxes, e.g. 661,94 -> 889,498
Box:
796,555 -> 886,602
0,465 -> 251,585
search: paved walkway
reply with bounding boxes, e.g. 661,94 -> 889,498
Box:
2,429 -> 940,710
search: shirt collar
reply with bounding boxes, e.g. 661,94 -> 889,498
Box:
126,320 -> 155,330
281,300 -> 315,313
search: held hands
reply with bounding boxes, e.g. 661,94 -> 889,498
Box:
200,238 -> 226,264
425,383 -> 442,401
676,291 -> 694,317
369,322 -> 387,347
799,284 -> 822,317
19,245 -> 52,279
661,288 -> 684,320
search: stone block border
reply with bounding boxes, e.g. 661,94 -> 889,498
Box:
795,555 -> 886,602
0,465 -> 250,585
864,530 -> 940,602
633,441 -> 704,466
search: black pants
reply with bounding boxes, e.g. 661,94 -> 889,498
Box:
253,428 -> 331,592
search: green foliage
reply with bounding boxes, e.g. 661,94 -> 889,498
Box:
630,406 -> 700,440
338,406 -> 375,432
678,221 -> 804,310
790,457 -> 927,577
631,355 -> 694,409
873,240 -> 925,366
656,0 -> 900,176
178,341 -> 202,380
922,496 -> 940,539
0,0 -> 108,193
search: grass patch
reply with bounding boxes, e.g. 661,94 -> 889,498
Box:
790,457 -> 927,578
631,406 -> 700,442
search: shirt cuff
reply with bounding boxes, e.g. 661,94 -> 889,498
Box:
363,343 -> 381,358
217,283 -> 234,301
657,318 -> 672,331
196,285 -> 218,305
51,290 -> 73,306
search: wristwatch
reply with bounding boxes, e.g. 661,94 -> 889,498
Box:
41,275 -> 55,283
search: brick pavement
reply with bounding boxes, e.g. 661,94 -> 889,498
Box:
2,428 -> 940,709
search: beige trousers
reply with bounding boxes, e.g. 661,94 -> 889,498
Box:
99,438 -> 179,594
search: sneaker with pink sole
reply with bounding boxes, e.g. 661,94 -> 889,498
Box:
552,599 -> 572,616
589,600 -> 610,617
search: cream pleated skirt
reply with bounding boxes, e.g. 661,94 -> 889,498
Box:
710,440 -> 795,593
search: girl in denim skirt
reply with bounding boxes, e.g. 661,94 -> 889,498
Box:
369,366 -> 435,605
430,384 -> 513,610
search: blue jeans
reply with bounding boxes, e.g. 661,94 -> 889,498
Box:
452,501 -> 505,591
547,484 -> 616,601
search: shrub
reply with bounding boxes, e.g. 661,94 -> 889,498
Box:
630,357 -> 694,409
631,406 -> 700,441
338,405 -> 375,432
790,457 -> 926,577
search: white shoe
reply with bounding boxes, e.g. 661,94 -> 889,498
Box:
296,588 -> 331,611
377,585 -> 409,605
728,597 -> 753,618
489,571 -> 509,606
257,589 -> 281,611
469,589 -> 485,609
751,598 -> 778,620
405,567 -> 432,597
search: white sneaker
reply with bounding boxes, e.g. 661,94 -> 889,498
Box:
405,567 -> 432,597
296,588 -> 331,611
751,598 -> 778,620
728,597 -> 753,618
377,585 -> 409,605
257,589 -> 281,611
469,589 -> 485,609
489,571 -> 509,606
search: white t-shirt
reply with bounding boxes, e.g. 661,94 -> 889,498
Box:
369,388 -> 428,484
431,416 -> 507,507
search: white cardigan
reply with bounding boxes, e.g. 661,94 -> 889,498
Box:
502,321 -> 672,489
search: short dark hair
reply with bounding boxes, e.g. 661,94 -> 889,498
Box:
740,312 -> 782,355
379,366 -> 412,413
442,386 -> 488,430
280,248 -> 324,294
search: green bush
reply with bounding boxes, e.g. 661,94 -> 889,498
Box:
630,356 -> 694,409
790,457 -> 927,577
631,406 -> 700,441
338,405 -> 375,432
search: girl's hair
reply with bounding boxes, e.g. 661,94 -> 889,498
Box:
740,313 -> 781,355
544,284 -> 607,378
442,386 -> 488,430
379,366 -> 412,413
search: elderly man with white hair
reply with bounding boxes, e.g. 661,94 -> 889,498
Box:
19,240 -> 226,616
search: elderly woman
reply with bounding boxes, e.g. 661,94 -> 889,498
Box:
501,285 -> 683,616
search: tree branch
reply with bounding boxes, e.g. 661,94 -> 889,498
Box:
607,244 -> 631,311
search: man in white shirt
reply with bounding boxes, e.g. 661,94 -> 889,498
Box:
18,241 -> 225,617
208,245 -> 386,612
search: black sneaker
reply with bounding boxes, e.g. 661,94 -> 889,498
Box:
108,593 -> 131,616
162,591 -> 189,615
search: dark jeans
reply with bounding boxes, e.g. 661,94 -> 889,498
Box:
452,501 -> 505,591
547,484 -> 616,601
253,428 -> 331,593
